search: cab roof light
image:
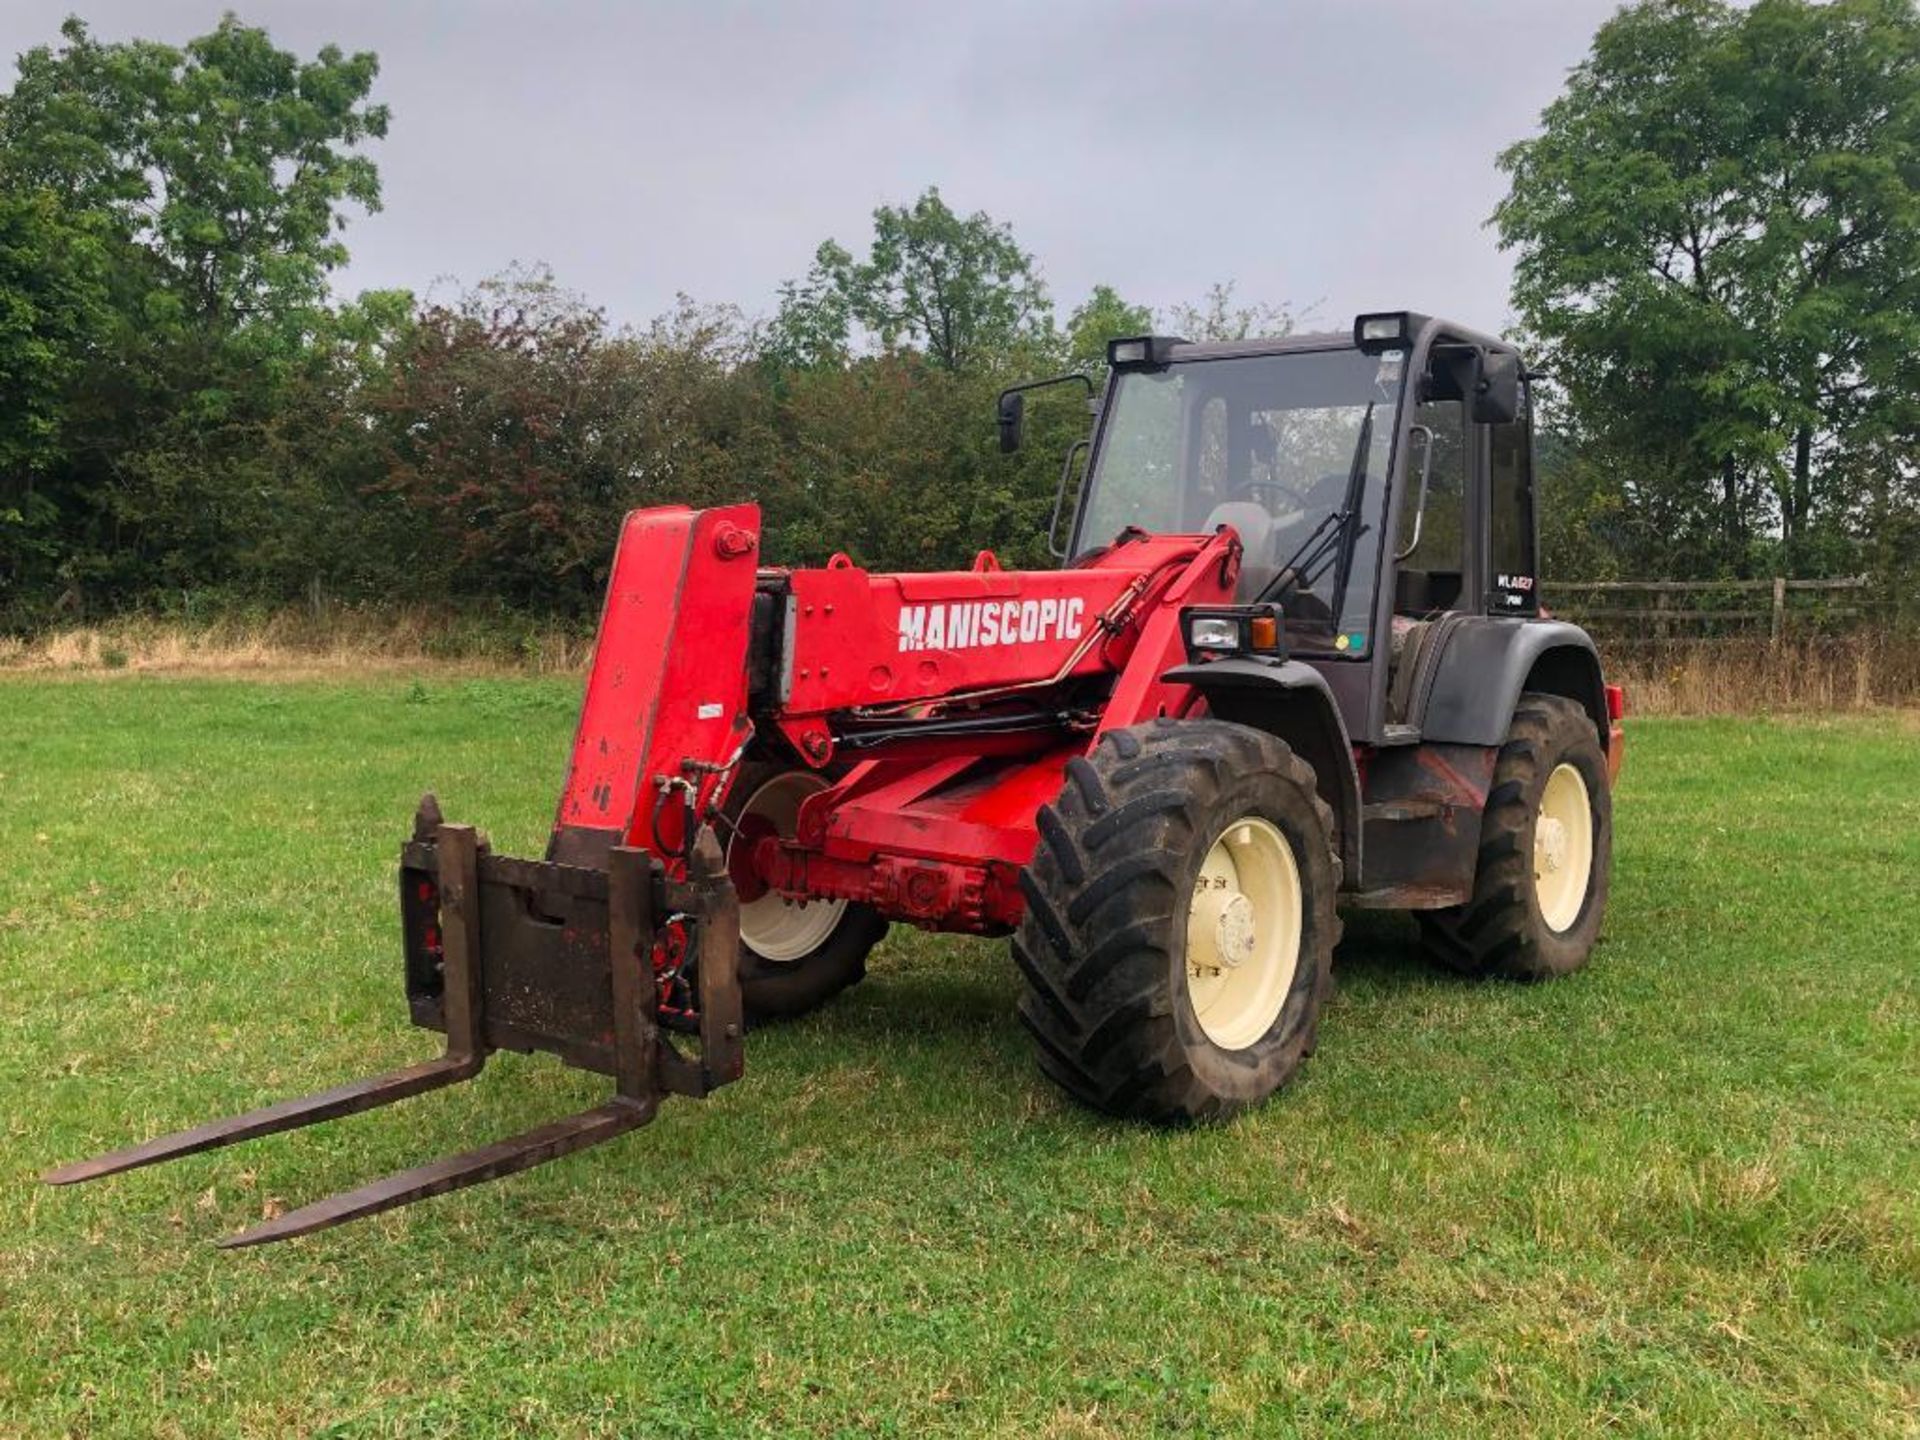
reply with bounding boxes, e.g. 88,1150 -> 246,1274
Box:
1353,311 -> 1411,354
1106,335 -> 1185,370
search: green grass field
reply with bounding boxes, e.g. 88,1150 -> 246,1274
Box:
3,676 -> 1915,1437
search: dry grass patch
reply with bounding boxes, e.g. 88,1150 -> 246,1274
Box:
1604,634 -> 1920,713
0,608 -> 593,677
11,611 -> 1920,717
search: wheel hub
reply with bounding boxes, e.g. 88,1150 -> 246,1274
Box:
1535,815 -> 1569,874
1215,892 -> 1258,969
1189,887 -> 1258,972
1184,817 -> 1303,1051
1532,762 -> 1595,934
730,772 -> 850,962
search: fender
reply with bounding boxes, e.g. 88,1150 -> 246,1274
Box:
1419,618 -> 1610,750
1162,657 -> 1363,885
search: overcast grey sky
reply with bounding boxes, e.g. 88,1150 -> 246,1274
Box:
3,1 -> 1622,334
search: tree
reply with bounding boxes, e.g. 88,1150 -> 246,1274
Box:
1495,0 -> 1920,577
1163,281 -> 1298,344
371,271 -> 777,613
1,17 -> 386,335
770,187 -> 1052,373
1065,284 -> 1154,372
0,189 -> 108,612
764,242 -> 855,370
0,15 -> 390,618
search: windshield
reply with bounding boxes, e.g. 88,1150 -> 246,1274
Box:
1073,346 -> 1402,655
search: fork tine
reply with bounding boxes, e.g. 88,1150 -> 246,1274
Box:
42,1054 -> 484,1186
217,1096 -> 655,1249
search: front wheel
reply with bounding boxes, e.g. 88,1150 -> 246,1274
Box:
1012,719 -> 1341,1123
1418,692 -> 1613,980
726,766 -> 887,1021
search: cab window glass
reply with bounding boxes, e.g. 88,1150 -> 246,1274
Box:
1487,382 -> 1537,612
1399,396 -> 1465,572
1076,348 -> 1398,654
1194,396 -> 1229,524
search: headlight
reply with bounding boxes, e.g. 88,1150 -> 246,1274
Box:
1188,615 -> 1242,652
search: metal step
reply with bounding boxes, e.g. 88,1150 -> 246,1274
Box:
1361,798 -> 1447,823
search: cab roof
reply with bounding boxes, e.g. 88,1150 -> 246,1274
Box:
1150,314 -> 1514,365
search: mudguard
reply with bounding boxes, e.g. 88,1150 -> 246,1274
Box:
1418,618 -> 1610,750
1163,657 -> 1363,883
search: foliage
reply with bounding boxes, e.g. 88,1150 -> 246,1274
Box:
0,16 -> 390,626
0,187 -> 108,593
369,273 -> 775,613
15,3 -> 1920,632
1,16 -> 387,332
1496,0 -> 1920,579
770,186 -> 1053,373
0,188 -> 104,475
0,20 -> 1325,631
0,13 -> 1183,630
1163,280 -> 1300,344
1065,283 -> 1155,374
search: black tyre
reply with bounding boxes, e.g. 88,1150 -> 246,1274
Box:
1417,692 -> 1612,980
725,766 -> 886,1021
1012,718 -> 1341,1123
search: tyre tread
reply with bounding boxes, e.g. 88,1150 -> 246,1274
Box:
1417,694 -> 1611,981
1012,718 -> 1340,1122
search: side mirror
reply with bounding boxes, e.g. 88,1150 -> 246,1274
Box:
996,390 -> 1025,454
1473,351 -> 1522,425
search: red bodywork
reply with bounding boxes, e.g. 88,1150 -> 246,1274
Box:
1605,681 -> 1627,783
549,503 -> 1240,933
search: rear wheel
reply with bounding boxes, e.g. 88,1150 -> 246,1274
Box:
1417,692 -> 1612,980
726,767 -> 886,1021
1012,719 -> 1341,1123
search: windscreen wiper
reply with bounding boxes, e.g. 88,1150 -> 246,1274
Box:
1326,400 -> 1377,625
1255,400 -> 1375,610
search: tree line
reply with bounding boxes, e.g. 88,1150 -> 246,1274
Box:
3,2 -> 1917,634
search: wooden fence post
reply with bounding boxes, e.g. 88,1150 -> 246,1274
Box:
1770,576 -> 1786,649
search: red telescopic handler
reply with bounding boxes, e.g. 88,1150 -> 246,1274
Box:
47,314 -> 1625,1246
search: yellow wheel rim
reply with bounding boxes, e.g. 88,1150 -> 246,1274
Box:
1534,763 -> 1594,933
1185,816 -> 1302,1051
732,772 -> 849,962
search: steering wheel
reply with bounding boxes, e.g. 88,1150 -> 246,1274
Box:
1231,477 -> 1315,509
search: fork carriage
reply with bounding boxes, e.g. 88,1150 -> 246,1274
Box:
47,801 -> 742,1248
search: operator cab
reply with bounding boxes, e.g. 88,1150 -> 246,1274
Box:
1051,313 -> 1537,744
